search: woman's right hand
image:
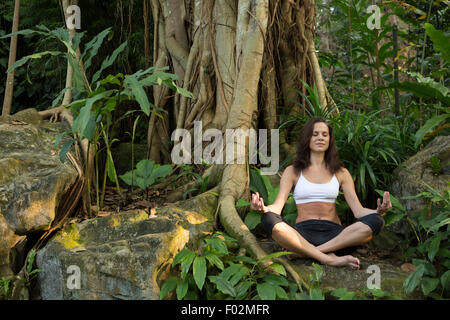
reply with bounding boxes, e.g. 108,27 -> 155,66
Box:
251,192 -> 268,213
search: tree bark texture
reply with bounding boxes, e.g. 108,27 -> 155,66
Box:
2,0 -> 21,116
149,0 -> 332,273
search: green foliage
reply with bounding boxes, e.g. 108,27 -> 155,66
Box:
430,156 -> 445,176
3,25 -> 191,209
160,232 -> 296,300
120,159 -> 173,191
399,182 -> 450,299
0,249 -> 41,300
0,278 -> 11,300
330,109 -> 411,201
161,231 -> 406,301
424,23 -> 450,63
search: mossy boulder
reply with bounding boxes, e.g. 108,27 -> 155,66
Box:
260,239 -> 423,299
0,109 -> 78,277
391,135 -> 449,216
36,190 -> 218,300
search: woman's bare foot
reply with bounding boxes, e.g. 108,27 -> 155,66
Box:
326,253 -> 360,270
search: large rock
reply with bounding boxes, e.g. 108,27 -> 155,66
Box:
390,135 -> 450,237
392,135 -> 450,213
0,109 -> 78,277
260,239 -> 422,299
36,190 -> 218,300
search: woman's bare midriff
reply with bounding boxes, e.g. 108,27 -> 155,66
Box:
295,202 -> 342,225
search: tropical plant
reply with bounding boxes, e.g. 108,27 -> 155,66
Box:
378,22 -> 450,149
0,278 -> 11,300
120,159 -> 173,199
160,231 -> 296,300
394,182 -> 450,299
330,109 -> 405,202
3,25 -> 192,211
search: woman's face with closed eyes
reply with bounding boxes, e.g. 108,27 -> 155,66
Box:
309,122 -> 330,153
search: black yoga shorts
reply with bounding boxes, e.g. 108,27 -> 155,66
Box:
260,211 -> 384,247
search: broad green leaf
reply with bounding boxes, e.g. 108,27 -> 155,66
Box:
172,249 -> 194,266
106,151 -> 118,183
151,164 -> 172,180
82,116 -> 96,141
119,171 -> 133,186
0,28 -> 47,39
176,278 -> 189,300
421,277 -> 439,296
193,256 -> 207,290
205,237 -> 228,255
82,28 -> 112,71
244,210 -> 261,230
268,263 -> 286,276
414,114 -> 450,148
125,73 -> 151,116
208,276 -> 237,297
383,211 -> 405,226
180,251 -> 196,280
257,283 -> 276,300
309,288 -> 325,300
175,85 -> 194,98
7,51 -> 61,73
232,255 -> 257,265
380,81 -> 450,106
236,199 -> 250,207
424,23 -> 450,63
403,264 -> 425,294
331,288 -> 355,300
204,252 -> 224,271
100,74 -> 122,87
220,264 -> 242,282
339,291 -> 355,300
440,270 -> 450,291
136,159 -> 155,178
160,276 -> 178,299
54,130 -> 71,150
235,281 -> 253,299
412,259 -> 437,277
59,139 -> 75,163
213,231 -> 237,243
263,274 -> 289,287
229,266 -> 249,286
311,263 -> 324,282
92,41 -> 127,84
275,286 -> 288,300
250,168 -> 268,202
428,232 -> 442,262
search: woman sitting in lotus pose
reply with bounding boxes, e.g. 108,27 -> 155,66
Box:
251,117 -> 391,269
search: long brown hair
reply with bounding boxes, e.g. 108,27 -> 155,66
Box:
292,117 -> 343,174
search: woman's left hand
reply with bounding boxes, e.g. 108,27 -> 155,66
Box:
377,191 -> 392,216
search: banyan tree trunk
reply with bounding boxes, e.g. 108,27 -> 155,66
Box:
148,0 -> 333,271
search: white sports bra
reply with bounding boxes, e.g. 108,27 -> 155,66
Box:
293,171 -> 340,204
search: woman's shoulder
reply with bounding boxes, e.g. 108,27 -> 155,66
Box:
335,167 -> 352,183
283,165 -> 300,180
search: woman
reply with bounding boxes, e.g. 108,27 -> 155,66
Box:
251,117 -> 391,269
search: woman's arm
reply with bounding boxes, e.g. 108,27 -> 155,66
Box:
340,168 -> 391,218
251,165 -> 295,214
